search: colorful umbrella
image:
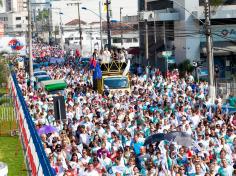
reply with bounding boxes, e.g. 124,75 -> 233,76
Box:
37,125 -> 58,135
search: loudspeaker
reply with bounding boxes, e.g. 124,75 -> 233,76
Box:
24,59 -> 29,73
53,96 -> 66,121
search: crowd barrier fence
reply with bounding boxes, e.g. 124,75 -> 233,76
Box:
10,71 -> 54,176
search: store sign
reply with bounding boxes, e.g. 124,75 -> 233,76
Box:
221,29 -> 236,37
200,25 -> 236,42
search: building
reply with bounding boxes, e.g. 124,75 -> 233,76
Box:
63,18 -> 139,56
0,0 -> 28,36
138,0 -> 236,78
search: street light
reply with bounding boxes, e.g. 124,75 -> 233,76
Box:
81,3 -> 104,50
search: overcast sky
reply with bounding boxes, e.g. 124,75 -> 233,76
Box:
79,0 -> 138,22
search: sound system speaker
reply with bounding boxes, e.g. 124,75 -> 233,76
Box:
53,96 -> 66,121
24,59 -> 29,73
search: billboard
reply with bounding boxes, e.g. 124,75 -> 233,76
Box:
200,25 -> 236,42
0,36 -> 26,55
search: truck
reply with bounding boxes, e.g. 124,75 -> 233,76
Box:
94,61 -> 131,94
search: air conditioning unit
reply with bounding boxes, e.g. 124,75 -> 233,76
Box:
139,11 -> 154,21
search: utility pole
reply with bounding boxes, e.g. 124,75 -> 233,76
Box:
105,0 -> 111,50
59,12 -> 64,50
48,5 -> 52,45
27,0 -> 33,78
144,0 -> 149,65
153,12 -> 157,66
67,1 -> 83,54
99,1 -> 103,50
120,7 -> 123,47
204,0 -> 215,102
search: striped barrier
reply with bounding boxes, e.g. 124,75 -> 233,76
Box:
10,72 -> 54,176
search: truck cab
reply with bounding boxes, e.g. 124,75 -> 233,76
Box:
95,61 -> 131,94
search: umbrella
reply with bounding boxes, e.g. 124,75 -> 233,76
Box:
144,133 -> 166,146
165,131 -> 193,147
144,131 -> 193,147
37,125 -> 58,135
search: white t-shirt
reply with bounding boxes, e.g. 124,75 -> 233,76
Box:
79,133 -> 90,145
82,169 -> 99,176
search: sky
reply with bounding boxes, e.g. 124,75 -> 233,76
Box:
79,0 -> 138,22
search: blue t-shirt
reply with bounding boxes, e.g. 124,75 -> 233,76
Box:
132,141 -> 144,155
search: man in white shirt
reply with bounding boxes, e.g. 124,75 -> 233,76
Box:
82,163 -> 99,176
218,159 -> 234,176
103,47 -> 111,63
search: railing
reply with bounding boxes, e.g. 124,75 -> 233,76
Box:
0,94 -> 17,136
10,72 -> 54,176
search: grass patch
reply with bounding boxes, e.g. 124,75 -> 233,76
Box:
0,136 -> 27,176
0,87 -> 7,95
0,119 -> 17,136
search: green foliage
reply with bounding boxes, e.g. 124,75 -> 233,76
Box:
0,59 -> 8,84
36,9 -> 49,21
178,60 -> 194,76
211,0 -> 223,6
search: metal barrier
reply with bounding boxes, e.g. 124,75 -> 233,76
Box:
0,94 -> 17,136
216,78 -> 236,101
0,95 -> 15,121
10,72 -> 54,176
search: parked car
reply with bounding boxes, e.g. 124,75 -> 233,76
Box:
35,75 -> 51,82
34,70 -> 47,77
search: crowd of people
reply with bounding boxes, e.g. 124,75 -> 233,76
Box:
32,43 -> 65,59
14,44 -> 236,176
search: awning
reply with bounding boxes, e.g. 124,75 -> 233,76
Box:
201,41 -> 236,56
167,56 -> 176,64
128,47 -> 140,55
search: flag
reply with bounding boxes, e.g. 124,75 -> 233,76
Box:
90,57 -> 97,69
93,63 -> 102,80
103,1 -> 108,13
122,59 -> 130,77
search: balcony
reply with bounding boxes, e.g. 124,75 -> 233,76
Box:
139,9 -> 179,22
193,6 -> 236,20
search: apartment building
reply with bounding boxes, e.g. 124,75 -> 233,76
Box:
138,0 -> 236,77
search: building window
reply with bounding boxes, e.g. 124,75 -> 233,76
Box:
113,38 -> 121,43
16,17 -> 21,20
133,38 -> 138,43
124,38 -> 132,43
16,24 -> 22,28
26,17 -> 28,20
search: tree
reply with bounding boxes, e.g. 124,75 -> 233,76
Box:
0,59 -> 8,84
211,0 -> 224,6
178,60 -> 194,77
36,9 -> 49,21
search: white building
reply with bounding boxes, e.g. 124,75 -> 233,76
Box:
63,19 -> 139,56
138,0 -> 236,77
0,0 -> 28,36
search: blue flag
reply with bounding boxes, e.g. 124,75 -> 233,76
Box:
93,63 -> 102,80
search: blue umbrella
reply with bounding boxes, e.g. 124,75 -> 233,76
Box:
37,125 -> 58,135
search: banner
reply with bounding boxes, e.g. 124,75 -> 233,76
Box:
10,72 -> 54,176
